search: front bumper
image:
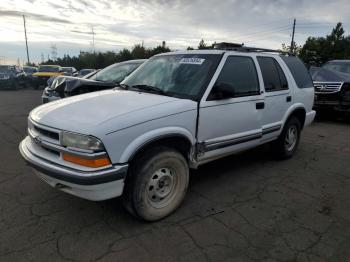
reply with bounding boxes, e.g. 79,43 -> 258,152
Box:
19,137 -> 128,201
305,110 -> 316,127
314,93 -> 350,112
42,87 -> 61,104
0,79 -> 15,89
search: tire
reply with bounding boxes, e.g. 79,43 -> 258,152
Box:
123,146 -> 189,221
272,117 -> 301,159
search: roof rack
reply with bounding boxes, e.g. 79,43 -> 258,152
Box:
213,42 -> 293,56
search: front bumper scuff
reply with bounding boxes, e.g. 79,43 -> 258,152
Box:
19,138 -> 128,201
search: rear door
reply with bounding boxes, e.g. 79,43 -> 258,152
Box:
256,56 -> 291,142
197,54 -> 265,163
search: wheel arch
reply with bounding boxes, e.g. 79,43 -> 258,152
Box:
119,127 -> 195,164
283,104 -> 306,129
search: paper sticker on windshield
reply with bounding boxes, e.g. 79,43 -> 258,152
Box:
179,58 -> 205,65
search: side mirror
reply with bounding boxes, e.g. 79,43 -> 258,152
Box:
210,82 -> 236,100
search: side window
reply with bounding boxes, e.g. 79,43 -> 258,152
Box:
209,56 -> 260,99
280,56 -> 313,88
257,57 -> 288,92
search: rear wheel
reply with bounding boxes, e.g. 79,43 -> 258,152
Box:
272,117 -> 301,159
123,147 -> 189,221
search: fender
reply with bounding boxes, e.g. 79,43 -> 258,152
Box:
119,126 -> 196,163
281,103 -> 306,129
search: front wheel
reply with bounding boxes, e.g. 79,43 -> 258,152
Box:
123,147 -> 189,221
272,117 -> 301,159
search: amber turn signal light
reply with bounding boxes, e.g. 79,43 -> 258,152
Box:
62,153 -> 111,168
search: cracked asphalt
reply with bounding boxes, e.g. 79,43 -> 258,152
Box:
0,89 -> 349,262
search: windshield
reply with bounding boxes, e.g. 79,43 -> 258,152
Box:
61,67 -> 72,73
79,69 -> 94,75
122,54 -> 222,100
322,62 -> 350,74
23,67 -> 36,73
38,65 -> 60,72
91,62 -> 142,83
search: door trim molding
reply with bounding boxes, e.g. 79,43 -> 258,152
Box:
202,124 -> 281,152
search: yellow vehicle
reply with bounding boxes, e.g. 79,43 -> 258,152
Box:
32,65 -> 63,89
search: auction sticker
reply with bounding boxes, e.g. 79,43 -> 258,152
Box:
179,58 -> 205,65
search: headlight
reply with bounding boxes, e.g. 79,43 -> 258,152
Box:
61,132 -> 104,151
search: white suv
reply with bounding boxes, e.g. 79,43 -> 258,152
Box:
19,44 -> 315,221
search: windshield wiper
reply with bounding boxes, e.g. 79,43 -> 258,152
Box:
130,84 -> 165,95
115,83 -> 130,90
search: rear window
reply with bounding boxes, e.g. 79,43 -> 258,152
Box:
280,56 -> 313,88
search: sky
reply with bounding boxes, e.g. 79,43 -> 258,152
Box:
0,0 -> 349,65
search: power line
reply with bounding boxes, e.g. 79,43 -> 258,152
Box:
231,26 -> 291,44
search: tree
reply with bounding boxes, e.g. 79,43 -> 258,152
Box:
281,42 -> 301,55
198,39 -> 208,49
131,44 -> 147,59
299,22 -> 350,66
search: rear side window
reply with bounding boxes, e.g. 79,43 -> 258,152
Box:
280,56 -> 313,88
257,57 -> 288,92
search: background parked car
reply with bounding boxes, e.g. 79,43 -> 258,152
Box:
32,65 -> 63,89
23,66 -> 37,76
42,59 -> 146,103
22,66 -> 38,88
0,65 -> 26,90
311,60 -> 350,113
77,69 -> 95,77
61,67 -> 78,76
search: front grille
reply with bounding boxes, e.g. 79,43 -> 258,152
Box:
33,125 -> 59,141
314,82 -> 343,94
42,146 -> 60,156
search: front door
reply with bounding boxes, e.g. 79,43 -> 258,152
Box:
197,54 -> 265,163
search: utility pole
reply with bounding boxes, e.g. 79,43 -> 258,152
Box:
23,15 -> 30,65
50,43 -> 57,61
91,26 -> 95,53
290,18 -> 296,54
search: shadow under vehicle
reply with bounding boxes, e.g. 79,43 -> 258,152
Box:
42,59 -> 146,103
0,65 -> 26,90
311,60 -> 350,114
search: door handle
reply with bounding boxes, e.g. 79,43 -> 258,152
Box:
286,96 -> 292,102
256,102 -> 265,110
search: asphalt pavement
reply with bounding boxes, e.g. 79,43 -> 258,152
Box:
0,89 -> 349,262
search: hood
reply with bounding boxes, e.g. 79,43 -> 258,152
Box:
311,67 -> 350,82
52,76 -> 115,93
30,89 -> 196,135
33,72 -> 63,77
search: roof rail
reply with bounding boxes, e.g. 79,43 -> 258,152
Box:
213,42 -> 294,56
